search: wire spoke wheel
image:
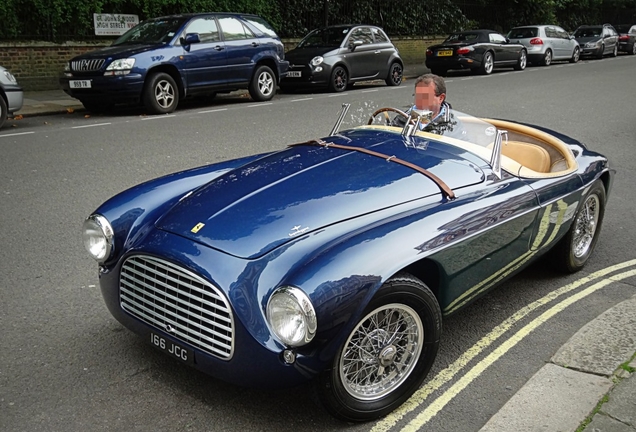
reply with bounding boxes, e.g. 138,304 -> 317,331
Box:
572,194 -> 600,258
340,303 -> 423,400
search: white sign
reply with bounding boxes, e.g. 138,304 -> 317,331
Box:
94,13 -> 139,36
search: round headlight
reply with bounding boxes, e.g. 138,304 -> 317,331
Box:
82,214 -> 114,262
266,286 -> 317,346
310,56 -> 324,67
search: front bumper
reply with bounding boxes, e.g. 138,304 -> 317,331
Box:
580,46 -> 602,57
280,64 -> 331,88
98,230 -> 326,389
59,73 -> 145,103
3,84 -> 23,113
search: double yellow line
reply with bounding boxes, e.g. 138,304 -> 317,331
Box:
372,258 -> 636,432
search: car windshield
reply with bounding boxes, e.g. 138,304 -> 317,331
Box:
112,17 -> 186,45
574,27 -> 602,38
507,27 -> 538,38
444,32 -> 481,43
297,27 -> 351,48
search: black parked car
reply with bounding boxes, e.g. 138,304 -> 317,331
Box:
60,13 -> 289,114
573,24 -> 619,58
280,24 -> 403,92
426,30 -> 527,76
614,24 -> 636,55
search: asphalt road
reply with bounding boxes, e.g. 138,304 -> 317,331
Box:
1,55 -> 635,432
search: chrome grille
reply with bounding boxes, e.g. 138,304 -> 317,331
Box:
71,59 -> 105,72
120,255 -> 234,360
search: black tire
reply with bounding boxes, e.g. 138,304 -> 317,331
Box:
541,49 -> 553,66
315,273 -> 442,422
480,51 -> 494,74
329,66 -> 348,92
80,100 -> 114,114
611,44 -> 618,57
569,46 -> 581,63
385,62 -> 403,86
631,43 -> 636,55
596,45 -> 604,59
249,65 -> 276,101
514,49 -> 527,71
552,180 -> 606,273
143,72 -> 179,114
0,96 -> 7,129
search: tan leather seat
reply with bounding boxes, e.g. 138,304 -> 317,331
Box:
501,141 -> 551,173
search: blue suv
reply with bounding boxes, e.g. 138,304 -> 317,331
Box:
60,13 -> 288,114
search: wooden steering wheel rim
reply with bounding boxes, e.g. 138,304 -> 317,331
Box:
367,107 -> 409,125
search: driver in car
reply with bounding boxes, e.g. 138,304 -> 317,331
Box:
393,74 -> 452,130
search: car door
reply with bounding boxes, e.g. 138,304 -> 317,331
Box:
556,26 -> 575,59
344,27 -> 379,79
603,26 -> 617,54
370,27 -> 395,76
489,32 -> 514,63
218,15 -> 262,86
180,16 -> 227,90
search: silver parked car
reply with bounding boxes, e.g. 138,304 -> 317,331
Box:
573,24 -> 619,58
0,65 -> 23,129
507,25 -> 580,66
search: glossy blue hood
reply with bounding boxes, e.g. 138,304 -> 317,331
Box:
156,131 -> 485,259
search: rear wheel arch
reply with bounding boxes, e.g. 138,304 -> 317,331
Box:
254,57 -> 280,82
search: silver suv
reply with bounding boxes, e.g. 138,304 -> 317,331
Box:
507,25 -> 580,66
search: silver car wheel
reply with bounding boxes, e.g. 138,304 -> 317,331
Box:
544,49 -> 552,66
339,303 -> 424,400
257,71 -> 274,97
484,52 -> 494,74
572,194 -> 600,258
573,47 -> 580,62
154,79 -> 175,109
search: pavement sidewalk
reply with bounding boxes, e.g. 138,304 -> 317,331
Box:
6,63 -> 636,432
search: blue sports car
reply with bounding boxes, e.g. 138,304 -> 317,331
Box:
82,105 -> 613,421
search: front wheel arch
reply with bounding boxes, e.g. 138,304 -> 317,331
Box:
315,273 -> 442,422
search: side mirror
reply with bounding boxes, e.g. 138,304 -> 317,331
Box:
348,40 -> 363,51
181,33 -> 201,46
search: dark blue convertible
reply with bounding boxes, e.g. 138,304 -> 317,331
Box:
82,105 -> 613,421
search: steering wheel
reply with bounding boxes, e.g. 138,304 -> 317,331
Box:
367,107 -> 409,126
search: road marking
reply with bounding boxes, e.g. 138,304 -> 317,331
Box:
461,77 -> 474,80
198,108 -> 227,114
0,131 -> 35,138
401,268 -> 636,431
328,93 -> 349,97
362,89 -> 379,93
141,115 -> 175,120
248,102 -> 273,107
291,98 -> 313,102
371,259 -> 636,432
71,122 -> 111,129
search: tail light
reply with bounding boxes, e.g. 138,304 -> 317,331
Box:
619,35 -> 629,41
456,47 -> 472,55
530,38 -> 543,45
426,49 -> 433,56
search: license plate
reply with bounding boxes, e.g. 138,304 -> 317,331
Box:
287,71 -> 301,78
69,80 -> 92,89
150,332 -> 193,365
437,50 -> 453,57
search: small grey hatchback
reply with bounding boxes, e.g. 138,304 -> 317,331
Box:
507,25 -> 580,66
0,65 -> 24,129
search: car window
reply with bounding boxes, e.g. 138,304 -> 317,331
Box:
556,28 -> 569,39
349,27 -> 374,45
112,17 -> 186,45
297,27 -> 350,48
489,33 -> 506,43
507,27 -> 537,39
544,27 -> 557,38
445,32 -> 481,43
372,27 -> 389,43
184,17 -> 220,43
218,16 -> 254,41
241,15 -> 278,38
574,27 -> 601,37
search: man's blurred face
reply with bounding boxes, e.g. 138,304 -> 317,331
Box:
414,82 -> 445,115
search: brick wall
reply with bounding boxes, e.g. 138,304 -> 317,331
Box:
0,36 -> 445,91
